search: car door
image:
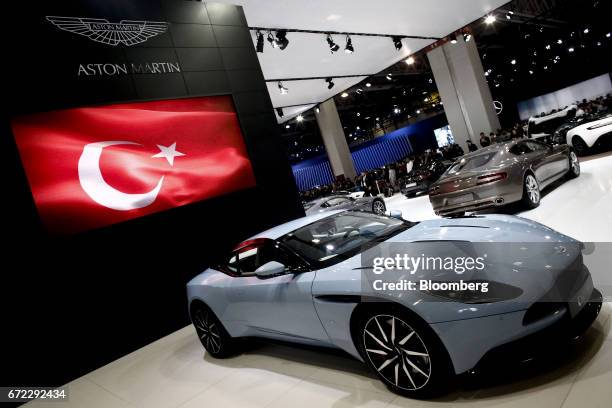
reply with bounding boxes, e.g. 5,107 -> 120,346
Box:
526,140 -> 566,184
224,240 -> 330,343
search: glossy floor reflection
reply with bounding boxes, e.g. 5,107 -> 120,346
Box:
25,153 -> 612,408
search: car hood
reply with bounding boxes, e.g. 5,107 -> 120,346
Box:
387,214 -> 575,243
568,115 -> 612,133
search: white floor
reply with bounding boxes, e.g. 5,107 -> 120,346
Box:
26,153 -> 612,408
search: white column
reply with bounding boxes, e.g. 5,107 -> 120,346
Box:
315,98 -> 357,180
427,35 -> 500,147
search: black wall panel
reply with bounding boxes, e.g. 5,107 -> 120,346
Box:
1,0 -> 303,389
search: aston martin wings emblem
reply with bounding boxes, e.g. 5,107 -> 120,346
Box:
46,16 -> 168,46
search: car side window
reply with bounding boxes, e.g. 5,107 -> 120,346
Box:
231,241 -> 307,277
326,197 -> 352,207
526,141 -> 548,151
510,142 -> 534,155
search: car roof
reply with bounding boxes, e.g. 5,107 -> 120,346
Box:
456,141 -> 515,160
247,209 -> 346,241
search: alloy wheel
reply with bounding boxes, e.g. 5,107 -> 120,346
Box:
362,314 -> 431,391
570,151 -> 580,175
525,175 -> 540,204
193,308 -> 222,354
573,137 -> 588,156
373,200 -> 385,215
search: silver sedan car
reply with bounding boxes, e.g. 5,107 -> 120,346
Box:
303,194 -> 386,216
429,139 -> 580,216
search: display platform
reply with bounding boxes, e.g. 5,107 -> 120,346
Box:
24,153 -> 612,408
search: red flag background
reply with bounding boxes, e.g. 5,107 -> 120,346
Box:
11,96 -> 257,234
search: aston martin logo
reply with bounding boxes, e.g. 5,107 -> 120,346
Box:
46,16 -> 168,46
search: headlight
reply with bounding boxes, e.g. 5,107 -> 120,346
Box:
420,280 -> 523,304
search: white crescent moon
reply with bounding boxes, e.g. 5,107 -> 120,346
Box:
78,141 -> 164,211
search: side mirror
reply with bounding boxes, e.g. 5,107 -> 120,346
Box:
254,261 -> 286,278
389,210 -> 403,219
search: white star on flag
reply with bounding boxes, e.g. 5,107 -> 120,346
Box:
152,142 -> 185,166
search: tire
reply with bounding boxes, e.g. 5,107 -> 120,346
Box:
572,136 -> 589,157
567,150 -> 580,179
190,302 -> 238,358
372,199 -> 386,215
521,173 -> 540,209
356,306 -> 453,398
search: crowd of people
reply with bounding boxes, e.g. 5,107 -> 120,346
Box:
299,94 -> 612,203
299,143 -> 465,202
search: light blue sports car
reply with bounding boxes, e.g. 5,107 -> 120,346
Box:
186,210 -> 601,398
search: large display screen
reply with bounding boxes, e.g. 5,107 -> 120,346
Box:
11,96 -> 257,234
434,125 -> 455,147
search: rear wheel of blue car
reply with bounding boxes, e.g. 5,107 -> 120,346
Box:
357,307 -> 453,398
191,302 -> 237,358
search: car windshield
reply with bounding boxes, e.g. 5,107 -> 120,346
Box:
447,152 -> 496,175
280,212 -> 411,268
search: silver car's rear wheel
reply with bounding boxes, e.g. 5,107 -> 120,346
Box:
522,174 -> 540,208
568,151 -> 580,178
372,199 -> 386,215
363,315 -> 431,391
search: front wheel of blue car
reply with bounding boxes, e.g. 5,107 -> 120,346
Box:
357,307 -> 453,398
191,302 -> 238,358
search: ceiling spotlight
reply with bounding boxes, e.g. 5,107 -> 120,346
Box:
529,70 -> 534,75
392,36 -> 403,50
296,114 -> 304,122
255,30 -> 264,53
285,124 -> 290,129
276,107 -> 284,117
607,33 -> 611,38
510,59 -> 517,65
464,33 -> 472,42
583,28 -> 590,34
326,34 -> 340,53
344,35 -> 354,53
315,106 -> 320,113
275,30 -> 289,50
267,31 -> 278,48
341,92 -> 349,98
484,15 -> 496,25
386,73 -> 393,81
416,109 -> 421,114
506,14 -> 511,20
278,81 -> 288,94
356,112 -> 361,117
325,77 -> 335,89
544,65 -> 548,70
568,47 -> 575,53
557,39 -> 563,44
365,82 -> 372,87
450,34 -> 458,44
545,44 -> 551,50
405,56 -> 415,65
393,108 -> 400,114
356,88 -> 363,95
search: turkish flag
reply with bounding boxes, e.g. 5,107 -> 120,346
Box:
11,96 -> 257,234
